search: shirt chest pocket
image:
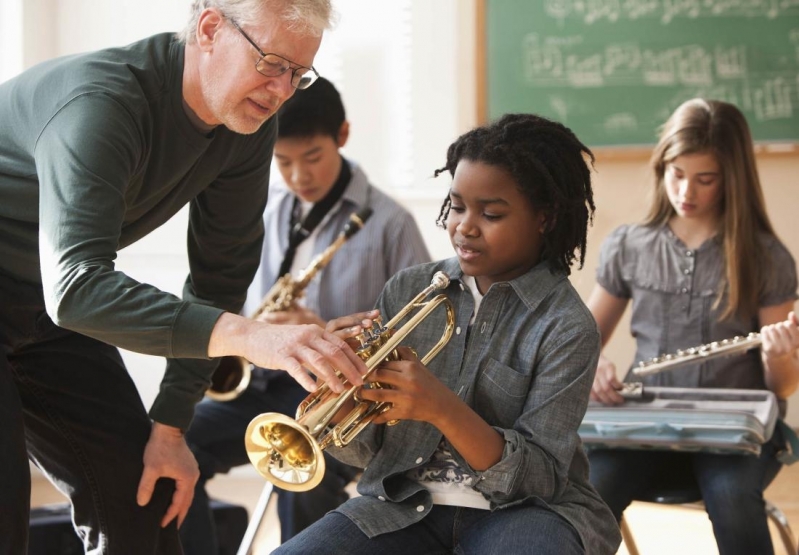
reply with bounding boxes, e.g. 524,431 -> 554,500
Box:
473,358 -> 530,428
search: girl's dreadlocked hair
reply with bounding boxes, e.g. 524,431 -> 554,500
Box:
434,113 -> 596,275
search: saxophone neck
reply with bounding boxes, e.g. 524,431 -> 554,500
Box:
253,274 -> 296,318
249,207 -> 373,320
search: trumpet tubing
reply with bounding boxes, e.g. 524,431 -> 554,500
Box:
244,271 -> 455,492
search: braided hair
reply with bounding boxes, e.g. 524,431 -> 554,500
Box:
434,113 -> 595,275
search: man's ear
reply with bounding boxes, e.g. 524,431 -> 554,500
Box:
196,8 -> 224,51
336,121 -> 350,148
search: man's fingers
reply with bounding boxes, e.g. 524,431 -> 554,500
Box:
160,501 -> 180,528
284,359 -> 318,393
316,332 -> 366,387
174,480 -> 196,528
136,468 -> 157,507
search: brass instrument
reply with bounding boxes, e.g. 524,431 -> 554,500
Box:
205,207 -> 374,401
633,332 -> 761,377
243,271 -> 455,491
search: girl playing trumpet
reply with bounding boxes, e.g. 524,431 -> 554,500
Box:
275,113 -> 621,555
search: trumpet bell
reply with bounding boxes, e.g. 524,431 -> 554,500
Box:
244,412 -> 326,492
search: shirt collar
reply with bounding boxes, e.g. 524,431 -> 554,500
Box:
340,157 -> 370,209
440,257 -> 566,312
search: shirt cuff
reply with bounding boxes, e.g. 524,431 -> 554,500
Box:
171,302 -> 225,358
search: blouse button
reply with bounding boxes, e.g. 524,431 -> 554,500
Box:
686,250 -> 693,257
456,326 -> 462,335
416,505 -> 425,512
683,268 -> 691,275
415,457 -> 424,464
680,287 -> 689,294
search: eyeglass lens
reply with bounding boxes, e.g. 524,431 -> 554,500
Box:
255,55 -> 317,89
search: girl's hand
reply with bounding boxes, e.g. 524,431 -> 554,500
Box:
761,311 -> 799,362
357,346 -> 456,426
325,310 -> 380,348
590,353 -> 626,405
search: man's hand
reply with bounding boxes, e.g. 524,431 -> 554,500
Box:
258,305 -> 326,328
136,423 -> 200,528
209,313 -> 371,395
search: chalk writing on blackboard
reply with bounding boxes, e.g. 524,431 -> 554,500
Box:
485,0 -> 799,144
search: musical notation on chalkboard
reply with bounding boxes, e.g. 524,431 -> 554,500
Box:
482,0 -> 799,146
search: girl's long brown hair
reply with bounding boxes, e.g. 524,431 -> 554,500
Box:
644,98 -> 775,320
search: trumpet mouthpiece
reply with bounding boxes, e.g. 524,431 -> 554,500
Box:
431,271 -> 450,290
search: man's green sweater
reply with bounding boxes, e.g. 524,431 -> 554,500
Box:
0,33 -> 276,429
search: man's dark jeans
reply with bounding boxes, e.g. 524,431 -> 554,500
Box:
0,271 -> 181,554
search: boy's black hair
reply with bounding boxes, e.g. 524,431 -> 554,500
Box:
434,113 -> 595,275
276,76 -> 346,140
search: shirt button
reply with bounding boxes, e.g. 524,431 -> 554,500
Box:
683,268 -> 691,275
686,250 -> 693,257
378,496 -> 386,501
680,287 -> 688,293
415,457 -> 424,464
456,326 -> 462,335
416,505 -> 425,512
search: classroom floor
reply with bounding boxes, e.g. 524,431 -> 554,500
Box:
31,461 -> 799,554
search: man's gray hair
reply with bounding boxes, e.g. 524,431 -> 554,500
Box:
178,0 -> 335,44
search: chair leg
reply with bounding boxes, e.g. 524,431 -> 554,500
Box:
236,482 -> 274,555
620,516 -> 640,555
765,500 -> 798,555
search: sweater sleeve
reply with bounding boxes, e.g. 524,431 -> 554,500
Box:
36,93 -> 224,360
151,123 -> 276,428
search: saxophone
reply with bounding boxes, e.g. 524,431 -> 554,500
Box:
206,207 -> 373,401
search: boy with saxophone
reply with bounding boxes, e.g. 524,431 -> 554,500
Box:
180,77 -> 430,553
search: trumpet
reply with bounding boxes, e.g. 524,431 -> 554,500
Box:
633,332 -> 761,377
205,207 -> 374,401
243,271 -> 455,491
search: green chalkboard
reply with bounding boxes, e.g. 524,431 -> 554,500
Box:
483,0 -> 799,147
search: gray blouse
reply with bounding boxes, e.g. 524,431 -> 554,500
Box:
597,224 -> 797,399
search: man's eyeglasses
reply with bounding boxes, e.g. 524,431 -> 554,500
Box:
228,18 -> 319,90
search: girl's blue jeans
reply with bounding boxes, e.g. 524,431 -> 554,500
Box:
588,431 -> 785,555
274,502 -> 584,555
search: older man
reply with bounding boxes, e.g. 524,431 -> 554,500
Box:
0,1 -> 366,553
